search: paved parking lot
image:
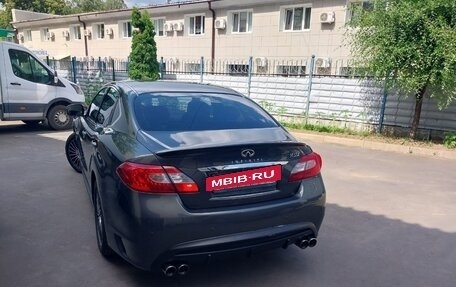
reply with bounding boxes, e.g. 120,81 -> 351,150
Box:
1,122 -> 455,287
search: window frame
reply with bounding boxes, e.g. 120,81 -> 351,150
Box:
41,28 -> 49,42
345,0 -> 374,24
276,65 -> 307,77
153,18 -> 166,37
186,14 -> 206,36
93,22 -> 105,40
8,48 -> 53,84
280,4 -> 312,32
119,21 -> 132,39
86,87 -> 118,127
185,63 -> 202,73
24,29 -> 32,42
227,63 -> 250,76
69,25 -> 82,41
229,9 -> 253,34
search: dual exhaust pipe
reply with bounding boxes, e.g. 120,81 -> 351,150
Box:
162,263 -> 190,277
295,237 -> 317,249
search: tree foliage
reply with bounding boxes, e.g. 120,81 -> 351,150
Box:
67,0 -> 126,14
128,7 -> 160,81
347,0 -> 456,138
0,0 -> 126,28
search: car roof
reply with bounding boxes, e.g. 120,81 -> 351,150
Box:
114,80 -> 243,96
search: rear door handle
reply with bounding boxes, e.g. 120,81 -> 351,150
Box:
10,82 -> 21,86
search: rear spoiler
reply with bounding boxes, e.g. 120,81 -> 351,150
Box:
155,141 -> 310,157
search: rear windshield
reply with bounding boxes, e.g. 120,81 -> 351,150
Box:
134,93 -> 278,131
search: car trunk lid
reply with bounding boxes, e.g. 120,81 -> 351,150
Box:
138,128 -> 311,210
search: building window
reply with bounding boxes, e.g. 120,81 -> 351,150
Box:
231,11 -> 252,33
120,21 -> 132,38
185,63 -> 202,73
346,0 -> 373,24
94,23 -> 105,39
227,64 -> 250,76
188,15 -> 205,35
282,6 -> 312,31
153,19 -> 165,36
70,25 -> 81,40
41,28 -> 49,41
24,30 -> 32,42
277,65 -> 306,77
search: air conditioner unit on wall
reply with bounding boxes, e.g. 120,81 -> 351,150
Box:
320,12 -> 335,24
164,23 -> 174,32
84,29 -> 92,37
315,57 -> 332,68
173,22 -> 184,32
215,19 -> 226,29
255,57 -> 268,67
62,30 -> 70,38
105,28 -> 113,36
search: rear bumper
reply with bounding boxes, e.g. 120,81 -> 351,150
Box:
155,222 -> 317,268
102,176 -> 326,271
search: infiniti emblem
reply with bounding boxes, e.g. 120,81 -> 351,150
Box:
241,149 -> 255,158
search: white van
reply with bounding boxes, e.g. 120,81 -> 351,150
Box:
0,41 -> 84,130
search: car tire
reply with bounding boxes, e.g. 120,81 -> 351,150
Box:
94,183 -> 114,258
48,105 -> 72,130
22,120 -> 41,127
65,133 -> 82,173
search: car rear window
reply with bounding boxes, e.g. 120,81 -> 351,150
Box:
134,93 -> 278,131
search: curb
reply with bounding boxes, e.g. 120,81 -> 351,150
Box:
291,131 -> 456,161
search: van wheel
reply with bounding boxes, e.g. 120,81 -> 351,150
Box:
48,105 -> 72,130
22,120 -> 41,127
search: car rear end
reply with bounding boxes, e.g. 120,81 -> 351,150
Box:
104,88 -> 326,273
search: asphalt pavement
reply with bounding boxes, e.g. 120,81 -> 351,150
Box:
0,122 -> 455,287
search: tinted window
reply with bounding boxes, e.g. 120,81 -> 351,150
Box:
134,93 -> 278,131
9,49 -> 51,84
102,89 -> 121,126
87,87 -> 109,124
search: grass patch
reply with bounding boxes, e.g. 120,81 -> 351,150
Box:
281,121 -> 371,137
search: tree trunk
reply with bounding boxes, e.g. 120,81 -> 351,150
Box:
409,87 -> 426,139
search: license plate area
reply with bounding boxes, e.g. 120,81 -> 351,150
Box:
205,165 -> 282,192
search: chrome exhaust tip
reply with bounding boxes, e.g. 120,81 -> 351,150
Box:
296,239 -> 309,249
308,238 -> 317,247
177,264 -> 190,276
162,265 -> 177,277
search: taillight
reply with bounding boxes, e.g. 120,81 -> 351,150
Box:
116,162 -> 198,194
289,152 -> 322,182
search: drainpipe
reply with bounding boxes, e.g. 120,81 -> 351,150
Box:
78,16 -> 88,56
208,1 -> 216,73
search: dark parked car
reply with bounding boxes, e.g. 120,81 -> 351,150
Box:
65,81 -> 325,276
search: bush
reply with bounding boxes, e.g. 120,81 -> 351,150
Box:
128,8 -> 160,81
444,132 -> 456,149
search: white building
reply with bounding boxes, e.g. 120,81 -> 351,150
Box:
11,0 -> 369,75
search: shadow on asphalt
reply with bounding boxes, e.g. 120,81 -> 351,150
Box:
0,122 -> 50,134
108,204 -> 455,287
0,124 -> 455,287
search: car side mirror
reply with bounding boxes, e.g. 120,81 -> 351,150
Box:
53,70 -> 58,84
67,103 -> 84,117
